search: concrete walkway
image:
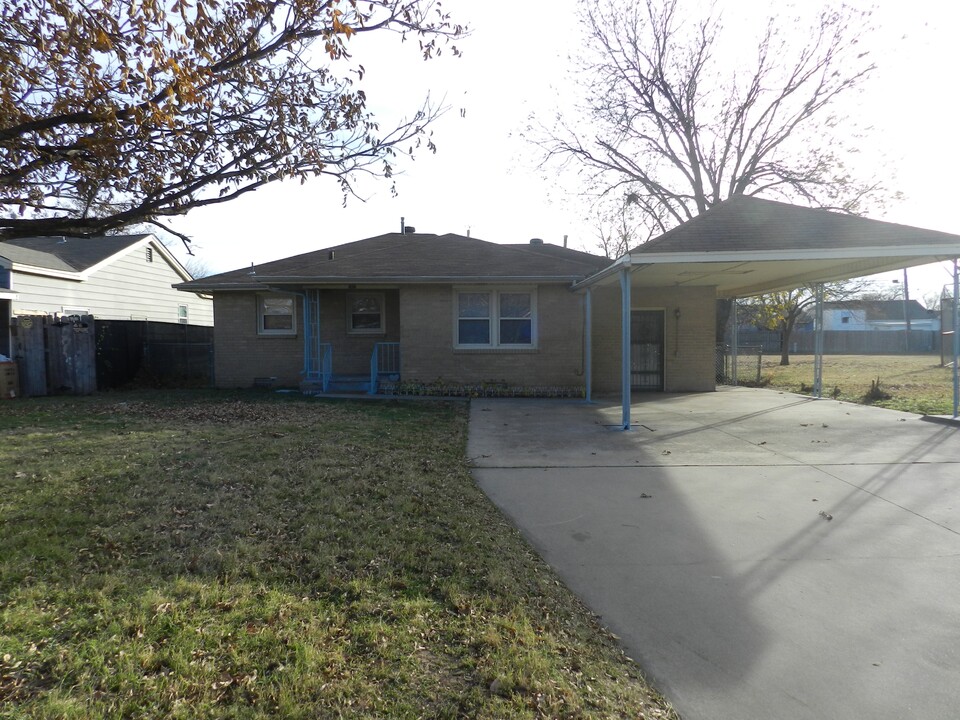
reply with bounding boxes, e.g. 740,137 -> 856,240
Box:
469,388 -> 960,720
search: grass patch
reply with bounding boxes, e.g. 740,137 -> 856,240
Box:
0,391 -> 676,719
759,354 -> 956,415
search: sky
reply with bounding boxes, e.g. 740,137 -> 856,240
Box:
166,0 -> 960,305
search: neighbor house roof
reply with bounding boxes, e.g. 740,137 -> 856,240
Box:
577,196 -> 960,298
0,235 -> 152,273
819,299 -> 936,321
177,233 -> 610,291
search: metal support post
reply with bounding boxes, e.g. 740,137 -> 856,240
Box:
813,283 -> 825,398
620,268 -> 632,430
585,288 -> 593,403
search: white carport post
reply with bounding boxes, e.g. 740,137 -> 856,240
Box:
585,287 -> 593,403
730,298 -> 738,386
953,259 -> 959,418
813,282 -> 825,398
620,267 -> 632,430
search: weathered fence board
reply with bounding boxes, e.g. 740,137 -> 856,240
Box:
12,315 -> 47,396
12,314 -> 96,396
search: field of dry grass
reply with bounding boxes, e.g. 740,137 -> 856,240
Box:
750,354 -> 957,415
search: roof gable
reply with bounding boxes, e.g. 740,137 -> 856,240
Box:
1,234 -> 152,272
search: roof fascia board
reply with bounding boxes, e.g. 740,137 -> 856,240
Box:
11,263 -> 82,281
627,245 -> 960,265
570,255 -> 633,291
251,275 -> 589,284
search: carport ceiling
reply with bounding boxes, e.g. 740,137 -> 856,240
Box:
578,196 -> 960,298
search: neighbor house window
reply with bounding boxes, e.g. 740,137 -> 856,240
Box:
841,315 -> 850,324
258,294 -> 296,335
455,288 -> 536,348
178,304 -> 189,324
347,293 -> 385,334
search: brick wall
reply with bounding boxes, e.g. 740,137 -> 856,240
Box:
399,284 -> 587,387
590,284 -> 716,393
213,293 -> 303,388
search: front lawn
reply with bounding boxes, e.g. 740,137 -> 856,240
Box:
0,392 -> 676,719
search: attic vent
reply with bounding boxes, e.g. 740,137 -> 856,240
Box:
328,250 -> 336,260
404,226 -> 416,234
145,247 -> 153,262
529,238 -> 544,245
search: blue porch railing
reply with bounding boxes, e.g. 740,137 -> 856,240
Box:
369,342 -> 400,394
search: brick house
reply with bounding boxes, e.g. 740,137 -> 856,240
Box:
177,197 -> 960,407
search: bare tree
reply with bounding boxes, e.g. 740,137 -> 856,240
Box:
536,0 -> 890,249
746,280 -> 869,366
1,0 -> 464,245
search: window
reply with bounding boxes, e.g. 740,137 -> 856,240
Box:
178,304 -> 189,324
347,293 -> 385,334
455,288 -> 536,348
258,294 -> 296,335
841,315 -> 850,324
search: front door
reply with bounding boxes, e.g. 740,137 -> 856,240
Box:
631,310 -> 664,391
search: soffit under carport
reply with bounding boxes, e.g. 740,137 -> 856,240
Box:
620,249 -> 958,298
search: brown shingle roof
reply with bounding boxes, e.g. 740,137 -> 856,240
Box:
0,235 -> 150,272
179,233 -> 610,290
631,196 -> 960,255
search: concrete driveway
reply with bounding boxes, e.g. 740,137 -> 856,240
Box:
469,388 -> 960,720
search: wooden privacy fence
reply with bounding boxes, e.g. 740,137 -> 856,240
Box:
12,314 -> 96,396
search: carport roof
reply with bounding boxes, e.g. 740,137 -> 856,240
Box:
576,196 -> 960,297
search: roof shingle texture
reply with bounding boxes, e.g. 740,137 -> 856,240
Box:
0,235 -> 149,272
184,234 -> 610,289
632,196 -> 960,255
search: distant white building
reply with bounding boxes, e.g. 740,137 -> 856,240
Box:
819,300 -> 940,332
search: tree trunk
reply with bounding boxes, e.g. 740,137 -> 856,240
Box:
779,316 -> 798,366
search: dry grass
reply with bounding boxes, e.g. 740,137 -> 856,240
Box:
756,354 -> 956,414
0,390 -> 677,719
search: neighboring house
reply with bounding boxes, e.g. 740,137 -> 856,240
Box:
176,196 -> 960,404
816,300 -> 940,332
0,234 -> 212,357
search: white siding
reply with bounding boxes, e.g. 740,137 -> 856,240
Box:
11,242 -> 213,326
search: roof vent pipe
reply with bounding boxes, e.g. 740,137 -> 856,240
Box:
400,216 -> 405,234
530,238 -> 544,245
563,234 -> 568,248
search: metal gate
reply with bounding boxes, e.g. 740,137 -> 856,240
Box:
631,310 -> 664,391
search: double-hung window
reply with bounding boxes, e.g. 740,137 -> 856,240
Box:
258,294 -> 296,335
455,288 -> 536,348
347,292 -> 385,334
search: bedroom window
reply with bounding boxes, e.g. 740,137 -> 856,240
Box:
258,294 -> 296,335
347,292 -> 385,334
455,288 -> 536,348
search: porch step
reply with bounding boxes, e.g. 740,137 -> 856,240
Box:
300,373 -> 402,395
326,374 -> 372,393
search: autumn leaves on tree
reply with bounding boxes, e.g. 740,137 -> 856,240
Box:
0,0 -> 463,242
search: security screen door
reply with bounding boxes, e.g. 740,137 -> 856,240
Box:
631,310 -> 664,391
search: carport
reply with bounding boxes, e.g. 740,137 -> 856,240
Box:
575,197 -> 960,427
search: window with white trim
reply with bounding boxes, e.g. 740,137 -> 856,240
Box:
455,288 -> 536,348
347,292 -> 385,334
178,304 -> 188,324
258,294 -> 296,335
